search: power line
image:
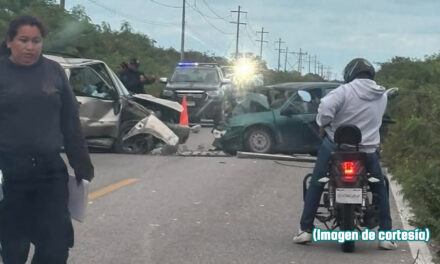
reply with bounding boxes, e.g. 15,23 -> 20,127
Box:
281,47 -> 295,72
304,55 -> 317,74
150,0 -> 181,8
244,24 -> 258,50
223,38 -> 235,57
287,60 -> 297,72
185,23 -> 225,52
244,15 -> 257,36
292,48 -> 308,74
242,14 -> 260,55
201,0 -> 231,21
243,16 -> 259,51
187,2 -> 233,35
87,0 -> 179,27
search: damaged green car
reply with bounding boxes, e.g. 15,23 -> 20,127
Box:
213,82 -> 396,155
212,82 -> 342,155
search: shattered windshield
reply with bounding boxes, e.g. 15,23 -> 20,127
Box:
231,92 -> 270,116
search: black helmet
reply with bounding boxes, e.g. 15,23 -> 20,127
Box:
343,58 -> 375,83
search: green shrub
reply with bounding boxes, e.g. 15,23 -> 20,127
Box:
378,56 -> 440,246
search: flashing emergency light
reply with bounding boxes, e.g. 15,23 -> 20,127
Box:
178,62 -> 198,67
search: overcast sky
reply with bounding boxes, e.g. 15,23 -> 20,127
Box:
64,0 -> 440,79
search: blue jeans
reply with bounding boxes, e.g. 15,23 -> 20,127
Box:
299,137 -> 392,231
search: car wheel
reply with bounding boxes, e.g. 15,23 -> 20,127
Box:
244,127 -> 274,153
114,121 -> 154,154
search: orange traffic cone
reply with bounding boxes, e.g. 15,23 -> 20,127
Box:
180,95 -> 189,126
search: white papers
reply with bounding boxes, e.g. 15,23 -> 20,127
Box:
68,174 -> 89,222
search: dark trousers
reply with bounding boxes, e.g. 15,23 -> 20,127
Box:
0,153 -> 73,264
299,137 -> 392,231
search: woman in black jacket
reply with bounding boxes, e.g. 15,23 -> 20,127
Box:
0,16 -> 94,264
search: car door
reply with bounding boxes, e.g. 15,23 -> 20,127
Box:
68,66 -> 120,139
274,89 -> 322,153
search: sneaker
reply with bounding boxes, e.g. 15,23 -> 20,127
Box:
293,229 -> 313,244
379,241 -> 398,250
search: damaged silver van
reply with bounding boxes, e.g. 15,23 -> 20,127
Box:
45,54 -> 189,154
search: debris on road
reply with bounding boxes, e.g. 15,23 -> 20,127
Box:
177,150 -> 230,157
150,144 -> 179,155
190,124 -> 201,133
236,151 -> 316,163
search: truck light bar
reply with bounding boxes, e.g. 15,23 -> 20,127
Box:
178,62 -> 219,68
178,62 -> 198,67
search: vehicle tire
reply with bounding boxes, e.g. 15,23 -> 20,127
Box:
244,127 -> 274,153
113,121 -> 154,154
340,204 -> 356,253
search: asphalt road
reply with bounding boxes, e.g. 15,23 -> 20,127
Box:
61,128 -> 414,263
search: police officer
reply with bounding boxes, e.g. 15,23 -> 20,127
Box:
119,58 -> 156,94
0,16 -> 94,263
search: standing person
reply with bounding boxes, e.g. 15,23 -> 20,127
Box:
0,15 -> 94,263
292,58 -> 397,250
119,57 -> 156,94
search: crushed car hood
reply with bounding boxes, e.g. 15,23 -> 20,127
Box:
231,92 -> 270,116
133,94 -> 183,112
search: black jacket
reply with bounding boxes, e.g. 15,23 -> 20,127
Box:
0,56 -> 94,181
120,69 -> 145,94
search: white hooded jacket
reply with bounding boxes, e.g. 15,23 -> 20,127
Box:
316,79 -> 387,153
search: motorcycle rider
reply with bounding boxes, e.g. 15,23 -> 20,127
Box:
293,58 -> 397,250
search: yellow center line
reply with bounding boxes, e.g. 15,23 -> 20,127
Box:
88,178 -> 138,201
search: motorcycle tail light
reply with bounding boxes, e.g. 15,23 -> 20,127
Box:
341,161 -> 356,182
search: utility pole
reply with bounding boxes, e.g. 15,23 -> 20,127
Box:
256,27 -> 268,59
180,0 -> 186,61
231,6 -> 247,59
314,56 -> 318,74
326,66 -> 332,80
307,54 -> 311,73
275,38 -> 285,72
281,47 -> 295,72
317,62 -> 322,78
292,48 -> 307,75
60,0 -> 65,9
307,55 -> 317,74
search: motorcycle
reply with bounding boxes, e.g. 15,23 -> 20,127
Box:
302,88 -> 398,252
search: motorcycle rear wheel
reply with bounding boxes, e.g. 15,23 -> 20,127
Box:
340,204 -> 356,253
